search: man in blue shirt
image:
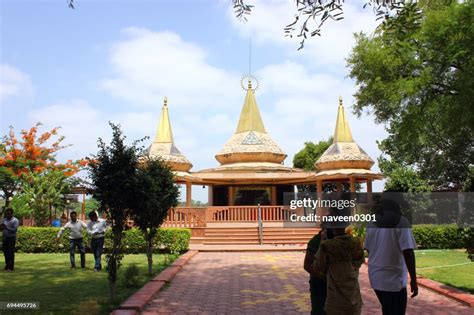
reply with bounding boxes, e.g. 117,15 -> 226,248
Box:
1,208 -> 19,271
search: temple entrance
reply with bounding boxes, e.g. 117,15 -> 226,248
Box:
234,186 -> 270,205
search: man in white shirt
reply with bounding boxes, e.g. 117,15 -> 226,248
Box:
364,198 -> 418,315
56,211 -> 87,268
87,211 -> 107,272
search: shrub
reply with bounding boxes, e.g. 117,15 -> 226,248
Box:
120,264 -> 141,288
0,227 -> 191,254
412,225 -> 467,249
348,224 -> 470,249
157,228 -> 191,254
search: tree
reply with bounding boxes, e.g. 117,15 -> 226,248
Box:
18,170 -> 75,226
74,197 -> 100,214
347,2 -> 474,191
87,123 -> 143,301
293,138 -> 332,171
0,123 -> 85,207
132,158 -> 179,276
293,137 -> 359,192
379,158 -> 432,193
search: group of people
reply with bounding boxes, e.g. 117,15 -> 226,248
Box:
55,210 -> 108,271
305,199 -> 418,315
1,208 -> 107,272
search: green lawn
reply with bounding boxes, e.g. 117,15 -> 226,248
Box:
415,249 -> 474,293
0,253 -> 177,315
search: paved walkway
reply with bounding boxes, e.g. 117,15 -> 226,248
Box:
143,252 -> 473,315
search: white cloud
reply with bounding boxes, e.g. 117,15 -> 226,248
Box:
229,1 -> 378,69
100,28 -> 241,110
27,100 -> 108,160
0,64 -> 34,102
228,0 -> 295,45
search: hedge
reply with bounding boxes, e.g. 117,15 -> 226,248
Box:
412,225 -> 470,249
0,227 -> 191,254
349,224 -> 471,249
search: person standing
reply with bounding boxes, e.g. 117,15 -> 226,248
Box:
314,219 -> 365,315
304,223 -> 331,315
87,211 -> 107,272
1,208 -> 19,272
364,198 -> 418,315
55,211 -> 87,268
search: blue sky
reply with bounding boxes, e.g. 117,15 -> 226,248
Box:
1,0 -> 387,201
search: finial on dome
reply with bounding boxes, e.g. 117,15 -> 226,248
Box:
339,95 -> 343,106
164,96 -> 168,107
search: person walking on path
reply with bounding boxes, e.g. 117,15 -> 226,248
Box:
304,223 -> 331,315
364,198 -> 418,315
55,211 -> 87,268
314,216 -> 365,315
87,211 -> 107,272
1,208 -> 19,272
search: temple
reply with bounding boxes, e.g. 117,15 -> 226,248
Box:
148,80 -> 383,245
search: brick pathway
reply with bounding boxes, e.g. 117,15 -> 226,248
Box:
143,252 -> 473,315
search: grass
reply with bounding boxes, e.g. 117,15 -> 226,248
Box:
415,249 -> 474,293
0,253 -> 177,315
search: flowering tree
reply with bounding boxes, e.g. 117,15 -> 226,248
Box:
0,123 -> 86,209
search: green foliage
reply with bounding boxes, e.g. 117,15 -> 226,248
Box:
132,158 -> 180,274
461,228 -> 474,261
349,224 -> 471,250
18,170 -> 73,226
413,225 -> 469,249
158,228 -> 191,254
0,227 -> 191,254
74,197 -> 100,214
87,122 -> 144,300
379,158 -> 433,192
347,2 -> 474,190
120,264 -> 141,288
10,193 -> 33,219
293,138 -> 332,171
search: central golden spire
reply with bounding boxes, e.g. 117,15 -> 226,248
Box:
154,96 -> 174,143
235,81 -> 266,134
333,96 -> 353,142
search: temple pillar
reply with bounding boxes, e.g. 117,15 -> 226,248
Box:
366,179 -> 373,204
271,186 -> 277,206
186,182 -> 192,207
349,177 -> 356,193
316,180 -> 323,199
208,185 -> 213,206
228,186 -> 234,206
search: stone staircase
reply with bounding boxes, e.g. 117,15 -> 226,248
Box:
201,226 -> 319,245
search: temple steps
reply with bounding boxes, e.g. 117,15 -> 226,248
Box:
200,227 -> 319,246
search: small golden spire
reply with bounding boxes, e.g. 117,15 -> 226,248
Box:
154,97 -> 174,143
236,81 -> 266,134
333,96 -> 354,143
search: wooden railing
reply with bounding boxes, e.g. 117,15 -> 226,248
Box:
207,206 -> 293,222
162,207 -> 207,228
161,206 -> 296,228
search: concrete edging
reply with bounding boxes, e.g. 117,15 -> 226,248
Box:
110,250 -> 199,315
416,276 -> 474,307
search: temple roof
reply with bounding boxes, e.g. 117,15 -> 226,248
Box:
315,97 -> 376,172
148,97 -> 193,172
215,80 -> 286,165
